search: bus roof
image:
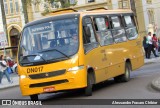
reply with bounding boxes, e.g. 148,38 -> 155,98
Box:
24,9 -> 133,28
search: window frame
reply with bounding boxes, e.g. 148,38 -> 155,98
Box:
87,0 -> 95,3
109,14 -> 127,43
4,0 -> 9,15
82,16 -> 99,53
122,13 -> 138,40
9,0 -> 14,14
93,15 -> 114,46
15,0 -> 19,14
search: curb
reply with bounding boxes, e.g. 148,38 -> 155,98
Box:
151,77 -> 160,91
0,84 -> 19,90
145,62 -> 154,65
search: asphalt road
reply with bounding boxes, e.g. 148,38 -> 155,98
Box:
1,62 -> 160,108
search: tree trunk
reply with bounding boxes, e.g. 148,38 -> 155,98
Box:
0,0 -> 8,42
21,0 -> 29,24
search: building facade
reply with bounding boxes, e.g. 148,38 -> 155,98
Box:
3,0 -> 159,49
1,0 -> 25,57
141,0 -> 160,36
0,4 -> 7,48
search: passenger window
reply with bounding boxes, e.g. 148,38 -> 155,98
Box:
111,16 -> 121,28
124,15 -> 138,40
124,16 -> 134,26
111,16 -> 127,43
94,17 -> 114,46
95,18 -> 107,31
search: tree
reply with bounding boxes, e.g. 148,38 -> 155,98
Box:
23,0 -> 77,22
21,0 -> 31,24
0,0 -> 8,42
45,0 -> 73,8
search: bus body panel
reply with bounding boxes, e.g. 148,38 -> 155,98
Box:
18,10 -> 144,97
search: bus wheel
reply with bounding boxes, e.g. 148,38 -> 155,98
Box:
85,73 -> 93,96
30,94 -> 38,101
121,63 -> 131,82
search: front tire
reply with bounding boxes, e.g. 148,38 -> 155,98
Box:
85,73 -> 93,96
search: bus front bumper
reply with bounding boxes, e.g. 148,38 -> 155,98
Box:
19,69 -> 87,96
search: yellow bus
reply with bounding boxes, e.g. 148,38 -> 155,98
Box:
18,8 -> 144,100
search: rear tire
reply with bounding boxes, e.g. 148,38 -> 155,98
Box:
30,94 -> 38,101
85,73 -> 93,96
121,63 -> 131,82
114,63 -> 131,82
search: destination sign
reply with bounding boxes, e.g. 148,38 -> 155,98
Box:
30,22 -> 52,33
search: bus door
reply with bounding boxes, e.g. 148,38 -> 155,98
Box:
83,17 -> 106,83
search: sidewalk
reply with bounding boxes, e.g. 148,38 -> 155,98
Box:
0,73 -> 19,89
0,57 -> 160,90
149,56 -> 160,92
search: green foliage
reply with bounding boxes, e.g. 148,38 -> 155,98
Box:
25,0 -> 77,16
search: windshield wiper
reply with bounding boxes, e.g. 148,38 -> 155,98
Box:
21,54 -> 48,63
40,49 -> 70,59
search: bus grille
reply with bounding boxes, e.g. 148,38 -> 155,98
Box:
29,69 -> 66,79
29,79 -> 68,88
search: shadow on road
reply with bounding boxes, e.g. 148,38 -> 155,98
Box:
41,79 -> 123,103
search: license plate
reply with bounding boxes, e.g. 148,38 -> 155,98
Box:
43,87 -> 55,92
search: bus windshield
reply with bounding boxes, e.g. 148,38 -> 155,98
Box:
19,18 -> 79,66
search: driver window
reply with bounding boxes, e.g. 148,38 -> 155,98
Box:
83,17 -> 98,53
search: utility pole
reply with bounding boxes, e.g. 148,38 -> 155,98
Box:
0,0 -> 8,56
0,0 -> 8,42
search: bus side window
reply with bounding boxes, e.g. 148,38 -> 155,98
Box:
83,18 -> 98,53
123,15 -> 138,40
94,17 -> 114,46
110,16 -> 127,43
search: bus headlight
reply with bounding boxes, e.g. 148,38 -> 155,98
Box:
68,65 -> 84,71
20,75 -> 27,79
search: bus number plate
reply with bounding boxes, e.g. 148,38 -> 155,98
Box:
43,87 -> 55,92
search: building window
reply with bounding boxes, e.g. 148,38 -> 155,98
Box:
15,0 -> 19,13
70,0 -> 76,5
34,4 -> 40,12
87,0 -> 95,3
118,0 -> 129,9
3,0 -> 8,15
146,0 -> 152,4
9,0 -> 14,14
147,9 -> 154,24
